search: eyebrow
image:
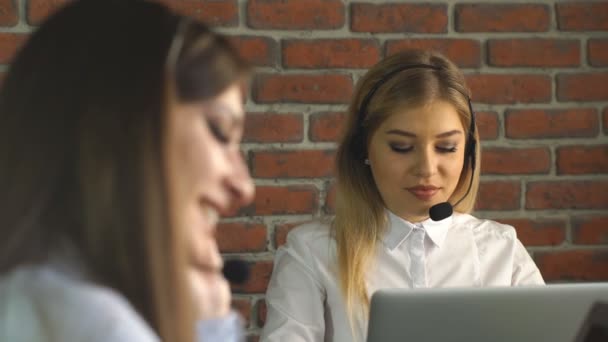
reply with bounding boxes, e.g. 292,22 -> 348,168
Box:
385,129 -> 463,138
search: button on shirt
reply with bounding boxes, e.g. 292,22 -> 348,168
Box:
261,212 -> 545,342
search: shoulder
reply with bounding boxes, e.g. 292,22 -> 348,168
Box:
286,219 -> 333,247
0,264 -> 158,342
454,213 -> 517,242
276,219 -> 336,269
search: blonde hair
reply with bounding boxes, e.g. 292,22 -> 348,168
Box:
332,50 -> 481,327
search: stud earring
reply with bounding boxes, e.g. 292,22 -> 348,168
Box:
364,158 -> 370,165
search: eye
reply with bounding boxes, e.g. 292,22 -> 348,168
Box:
206,119 -> 230,144
389,144 -> 413,153
436,145 -> 458,153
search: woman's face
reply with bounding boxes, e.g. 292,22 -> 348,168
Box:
366,100 -> 466,223
166,83 -> 254,273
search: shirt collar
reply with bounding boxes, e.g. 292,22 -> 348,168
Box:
383,209 -> 453,250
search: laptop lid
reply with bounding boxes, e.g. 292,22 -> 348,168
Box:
366,283 -> 608,342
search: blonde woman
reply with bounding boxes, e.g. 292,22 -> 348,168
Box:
0,0 -> 253,341
261,50 -> 544,341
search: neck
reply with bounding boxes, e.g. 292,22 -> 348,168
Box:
387,209 -> 429,224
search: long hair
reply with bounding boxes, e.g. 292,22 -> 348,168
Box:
0,1 -> 248,341
332,50 -> 481,326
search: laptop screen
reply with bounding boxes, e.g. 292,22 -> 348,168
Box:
574,302 -> 608,342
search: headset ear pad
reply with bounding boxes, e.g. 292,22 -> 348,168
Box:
467,138 -> 477,172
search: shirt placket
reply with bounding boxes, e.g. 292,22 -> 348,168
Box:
409,226 -> 427,288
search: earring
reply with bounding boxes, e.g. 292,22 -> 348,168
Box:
364,158 -> 370,165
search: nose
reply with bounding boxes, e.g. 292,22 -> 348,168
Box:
414,146 -> 437,178
224,150 -> 254,209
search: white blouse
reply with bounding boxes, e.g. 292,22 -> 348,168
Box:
261,212 -> 545,342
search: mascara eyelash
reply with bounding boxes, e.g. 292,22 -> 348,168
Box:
438,146 -> 457,153
390,145 -> 413,153
206,119 -> 230,144
389,145 -> 458,153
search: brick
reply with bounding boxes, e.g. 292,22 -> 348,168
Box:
231,261 -> 273,294
497,218 -> 566,246
309,111 -> 345,142
455,4 -> 549,32
481,147 -> 550,175
27,0 -> 70,25
351,3 -> 447,33
526,181 -> 608,209
572,215 -> 608,245
29,0 -> 240,27
557,145 -> 608,175
505,108 -> 599,139
253,186 -> 317,215
229,36 -> 278,67
283,39 -> 381,69
256,299 -> 267,327
253,74 -> 353,104
556,2 -> 608,31
535,250 -> 608,282
158,0 -> 238,27
588,39 -> 608,66
488,39 -> 579,67
247,0 -> 344,30
386,39 -> 481,68
557,73 -> 608,101
252,150 -> 335,178
275,220 -> 309,248
0,0 -> 18,26
467,74 -> 551,104
476,111 -> 499,140
476,181 -> 521,211
231,298 -> 251,327
0,33 -> 28,64
216,222 -> 267,253
244,112 -> 303,143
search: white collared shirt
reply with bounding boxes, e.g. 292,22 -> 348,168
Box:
261,212 -> 545,342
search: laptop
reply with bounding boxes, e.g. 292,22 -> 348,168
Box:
366,283 -> 608,342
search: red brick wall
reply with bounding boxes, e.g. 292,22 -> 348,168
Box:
10,1 -> 608,340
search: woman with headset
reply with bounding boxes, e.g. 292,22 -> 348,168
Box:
261,50 -> 544,342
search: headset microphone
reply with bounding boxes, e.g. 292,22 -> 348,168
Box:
222,259 -> 250,285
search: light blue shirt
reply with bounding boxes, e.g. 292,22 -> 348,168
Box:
0,246 -> 244,342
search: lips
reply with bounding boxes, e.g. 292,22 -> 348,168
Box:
199,196 -> 225,228
193,204 -> 223,271
406,185 -> 440,201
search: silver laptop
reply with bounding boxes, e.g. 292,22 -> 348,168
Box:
367,283 -> 608,342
